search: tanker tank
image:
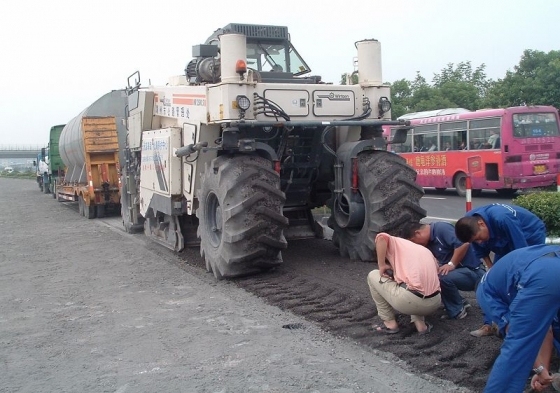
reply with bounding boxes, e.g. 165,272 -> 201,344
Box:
59,90 -> 127,183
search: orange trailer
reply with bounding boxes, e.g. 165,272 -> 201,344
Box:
56,116 -> 121,219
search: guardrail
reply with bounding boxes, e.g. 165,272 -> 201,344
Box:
0,145 -> 45,151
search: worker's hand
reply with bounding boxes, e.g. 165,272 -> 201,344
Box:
438,264 -> 454,276
379,264 -> 392,279
531,369 -> 553,391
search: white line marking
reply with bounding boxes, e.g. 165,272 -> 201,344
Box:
425,216 -> 457,222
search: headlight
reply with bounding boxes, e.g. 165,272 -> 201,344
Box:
378,97 -> 391,115
236,95 -> 251,111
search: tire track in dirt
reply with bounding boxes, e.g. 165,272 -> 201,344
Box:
170,232 -> 508,392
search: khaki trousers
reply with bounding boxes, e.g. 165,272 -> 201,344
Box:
367,270 -> 441,323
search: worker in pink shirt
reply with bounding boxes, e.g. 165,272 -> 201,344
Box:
367,232 -> 441,334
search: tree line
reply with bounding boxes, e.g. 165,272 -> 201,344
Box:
343,49 -> 560,120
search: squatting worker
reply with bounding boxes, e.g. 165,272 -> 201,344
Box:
404,221 -> 484,320
455,203 -> 546,337
476,245 -> 560,393
366,232 -> 440,335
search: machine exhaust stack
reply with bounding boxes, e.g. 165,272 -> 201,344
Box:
220,33 -> 247,82
356,39 -> 382,86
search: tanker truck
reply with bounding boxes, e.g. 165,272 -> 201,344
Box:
56,90 -> 127,218
122,23 -> 426,279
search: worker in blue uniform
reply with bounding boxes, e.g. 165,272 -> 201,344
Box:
404,221 -> 484,320
476,245 -> 560,392
455,203 -> 546,269
455,203 -> 547,337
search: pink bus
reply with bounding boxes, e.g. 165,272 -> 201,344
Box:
385,106 -> 560,196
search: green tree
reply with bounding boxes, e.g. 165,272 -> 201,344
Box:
340,72 -> 359,85
431,62 -> 488,110
388,63 -> 492,119
433,61 -> 489,96
389,79 -> 412,119
485,50 -> 560,108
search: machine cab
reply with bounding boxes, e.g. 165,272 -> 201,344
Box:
185,23 -> 319,84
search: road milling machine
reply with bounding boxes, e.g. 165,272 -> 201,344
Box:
122,23 -> 425,279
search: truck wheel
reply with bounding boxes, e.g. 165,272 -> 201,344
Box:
96,205 -> 105,218
329,151 -> 426,261
86,204 -> 96,219
197,155 -> 288,279
78,195 -> 85,216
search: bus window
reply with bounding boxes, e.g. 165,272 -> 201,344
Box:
440,132 -> 465,150
440,121 -> 467,151
470,118 -> 501,149
413,124 -> 438,151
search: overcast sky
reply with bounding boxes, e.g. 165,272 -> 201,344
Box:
1,0 -> 558,146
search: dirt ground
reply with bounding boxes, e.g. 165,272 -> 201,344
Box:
1,177 -> 469,393
180,219 -> 560,392
2,177 -> 557,392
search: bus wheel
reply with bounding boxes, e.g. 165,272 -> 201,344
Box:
435,188 -> 447,193
454,172 -> 467,197
496,188 -> 517,197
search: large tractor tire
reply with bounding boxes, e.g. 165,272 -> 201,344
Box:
329,151 -> 426,261
197,155 -> 289,279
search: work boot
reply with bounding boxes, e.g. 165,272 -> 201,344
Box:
470,324 -> 495,337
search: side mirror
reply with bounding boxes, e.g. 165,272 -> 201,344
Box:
389,127 -> 411,144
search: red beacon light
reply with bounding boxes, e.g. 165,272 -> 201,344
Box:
236,59 -> 247,77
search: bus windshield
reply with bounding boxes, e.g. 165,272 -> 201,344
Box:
513,113 -> 559,137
